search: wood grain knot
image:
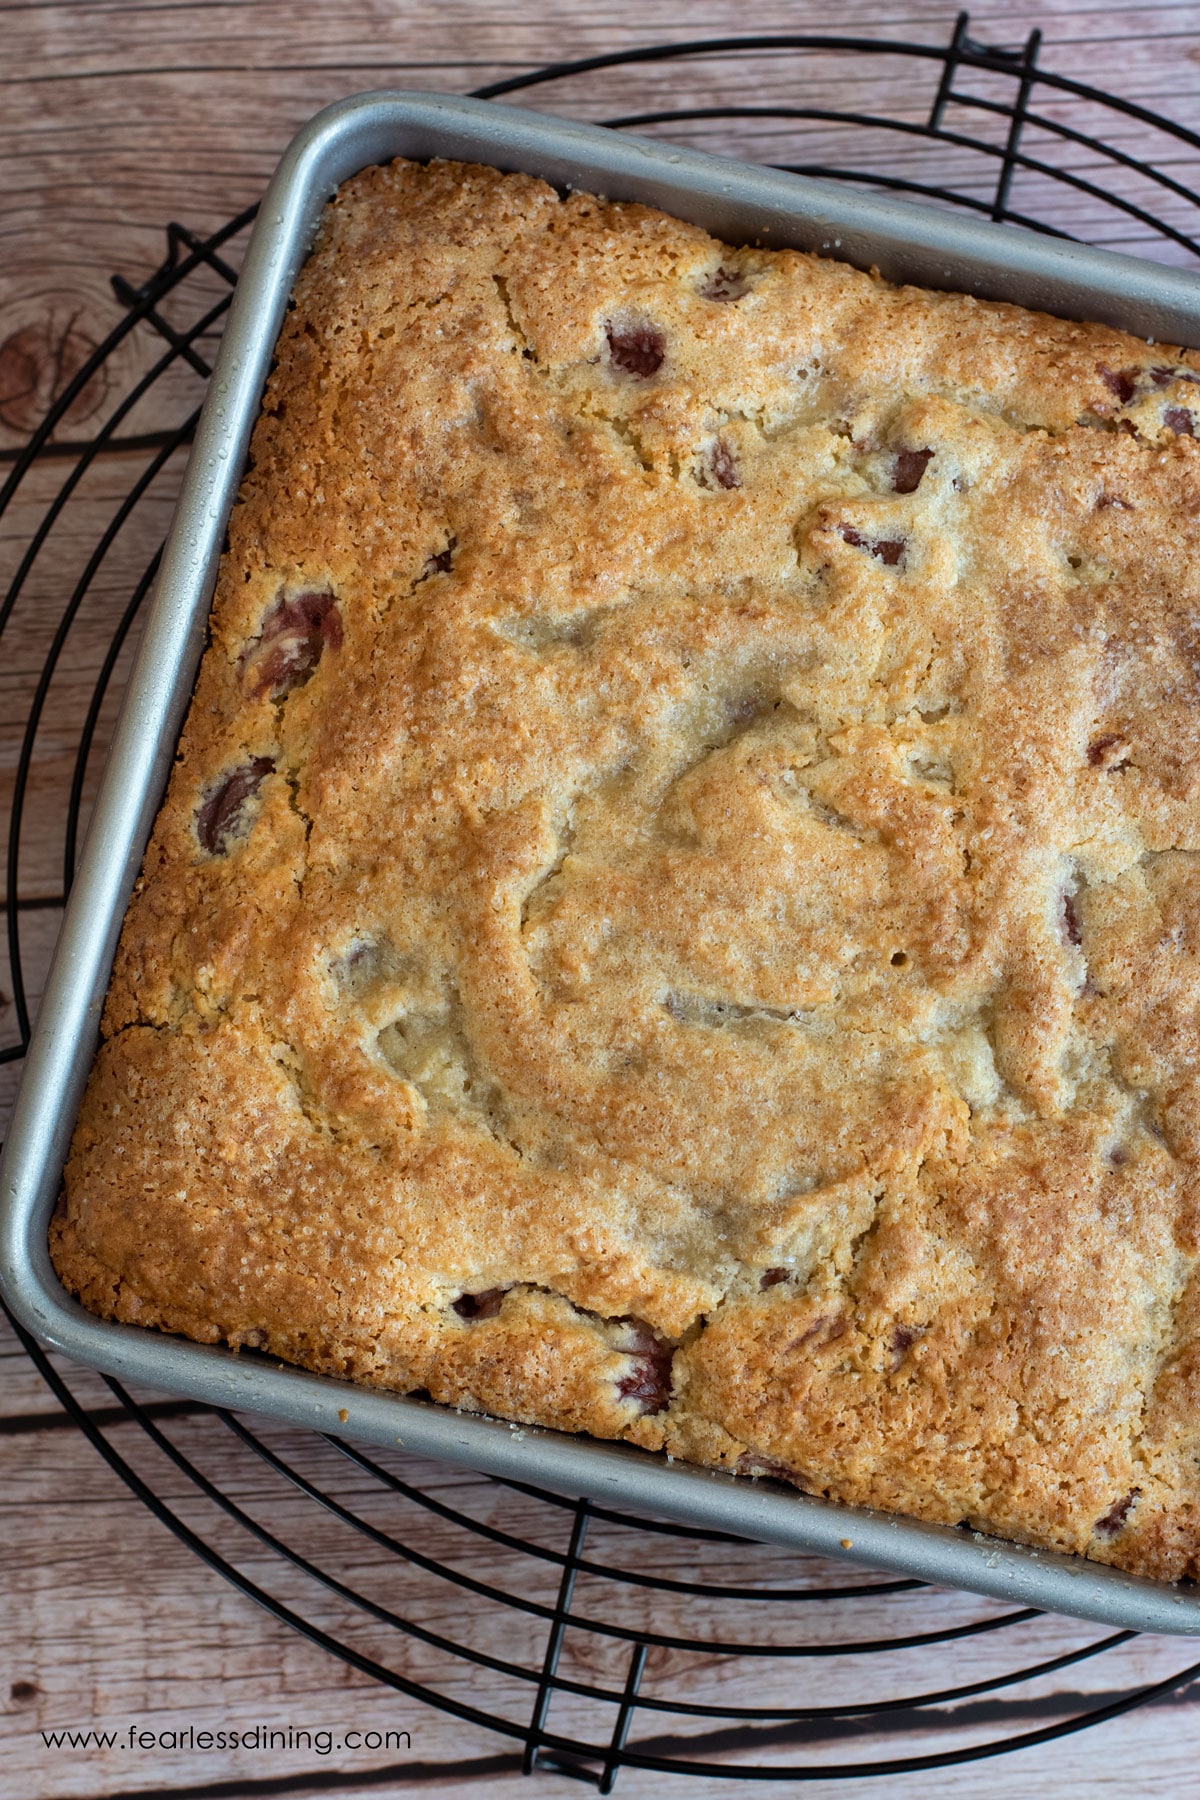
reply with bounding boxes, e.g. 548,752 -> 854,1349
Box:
0,306 -> 108,436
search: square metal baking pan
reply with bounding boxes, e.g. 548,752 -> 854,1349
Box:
6,89 -> 1200,1636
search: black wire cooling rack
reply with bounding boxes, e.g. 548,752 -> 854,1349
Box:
7,15 -> 1200,1789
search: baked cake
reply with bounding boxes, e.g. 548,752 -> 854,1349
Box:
51,155 -> 1200,1582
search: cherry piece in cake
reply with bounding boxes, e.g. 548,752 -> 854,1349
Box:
706,439 -> 739,490
606,321 -> 665,379
615,1318 -> 674,1413
1094,1490 -> 1139,1536
452,1288 -> 507,1320
892,447 -> 933,493
840,526 -> 905,566
890,1323 -> 921,1367
700,267 -> 750,302
246,589 -> 342,700
195,757 -> 274,856
1059,890 -> 1083,948
1098,365 -> 1138,404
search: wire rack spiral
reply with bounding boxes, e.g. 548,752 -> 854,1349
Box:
6,15 -> 1200,1788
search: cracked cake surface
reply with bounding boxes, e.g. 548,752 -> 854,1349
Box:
51,155 -> 1200,1582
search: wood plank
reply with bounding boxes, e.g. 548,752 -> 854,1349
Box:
4,1307 -> 1200,1796
0,904 -> 63,1127
5,1297 -> 1200,1798
0,451 -> 188,909
3,3 -> 1199,453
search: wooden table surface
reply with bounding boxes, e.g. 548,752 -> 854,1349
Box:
6,3 -> 1200,1795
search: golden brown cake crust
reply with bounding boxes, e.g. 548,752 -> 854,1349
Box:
52,156 -> 1200,1581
